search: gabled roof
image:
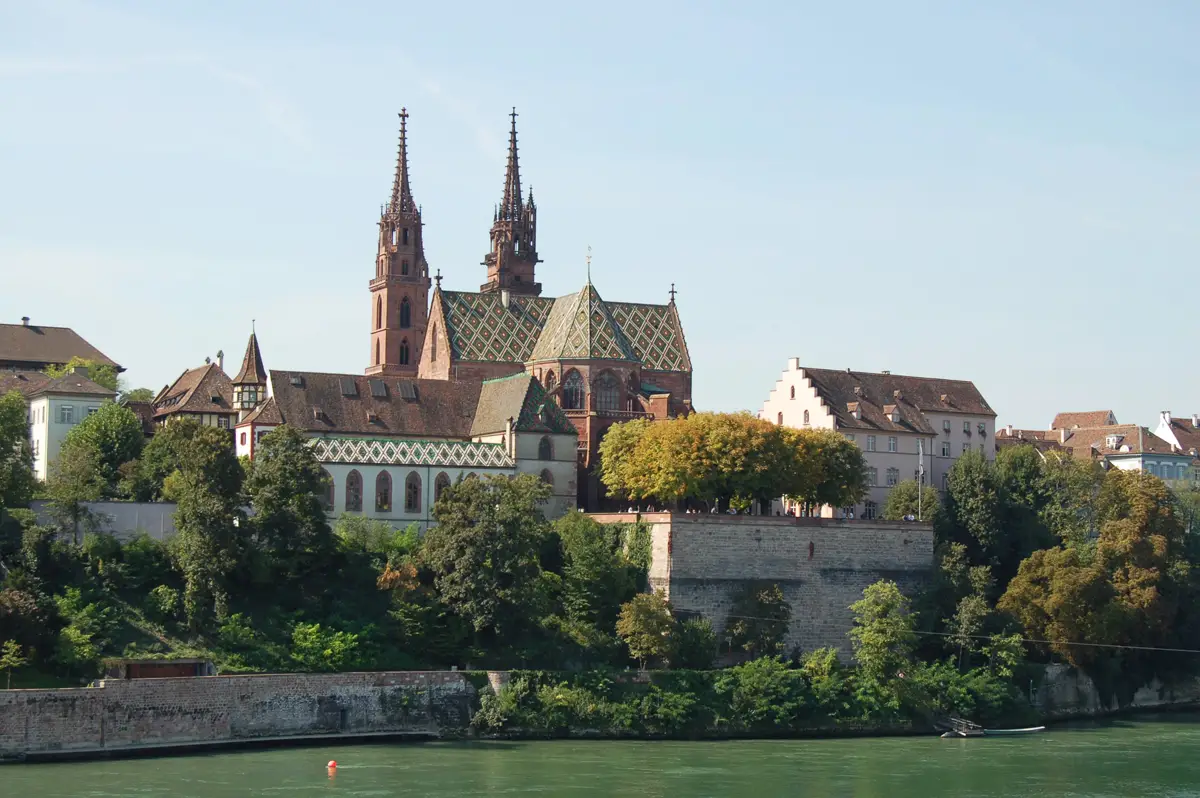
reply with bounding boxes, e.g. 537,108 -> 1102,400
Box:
232,333 -> 267,386
268,370 -> 482,438
1052,410 -> 1116,430
238,395 -> 283,427
470,373 -> 578,437
1061,425 -> 1182,458
0,370 -> 114,399
1165,417 -> 1200,457
529,283 -> 637,362
435,286 -> 692,372
801,367 -> 994,433
0,323 -> 121,370
153,363 -> 234,418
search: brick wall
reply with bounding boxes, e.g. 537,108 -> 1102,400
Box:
591,513 -> 934,656
0,671 -> 477,760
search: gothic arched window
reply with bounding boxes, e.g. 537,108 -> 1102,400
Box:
405,471 -> 422,513
545,370 -> 556,392
321,469 -> 334,510
376,296 -> 383,329
538,435 -> 553,461
434,472 -> 451,503
401,259 -> 410,276
540,469 -> 554,488
375,470 -> 392,512
790,385 -> 795,400
803,409 -> 810,425
777,412 -> 783,426
596,373 -> 620,413
345,470 -> 363,512
399,339 -> 410,365
562,371 -> 585,410
400,297 -> 411,329
375,339 -> 381,365
431,324 -> 437,361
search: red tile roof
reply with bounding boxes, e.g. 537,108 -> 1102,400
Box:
152,364 -> 235,419
1061,425 -> 1180,457
232,333 -> 267,386
1051,411 -> 1116,430
801,367 -> 994,434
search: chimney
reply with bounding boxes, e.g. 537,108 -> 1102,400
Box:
217,349 -> 225,372
882,370 -> 891,375
1161,410 -> 1172,427
1006,424 -> 1014,436
788,357 -> 800,371
505,416 -> 514,457
500,288 -> 511,309
20,316 -> 29,326
1060,428 -> 1068,444
1193,414 -> 1200,429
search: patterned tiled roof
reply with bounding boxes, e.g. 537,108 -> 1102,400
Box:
529,284 -> 637,362
310,437 -> 514,468
436,285 -> 691,373
469,373 -> 577,437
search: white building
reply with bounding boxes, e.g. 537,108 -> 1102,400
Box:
0,369 -> 116,481
759,358 -> 996,519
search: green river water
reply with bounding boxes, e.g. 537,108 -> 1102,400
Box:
7,715 -> 1200,797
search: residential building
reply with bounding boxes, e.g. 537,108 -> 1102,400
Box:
759,359 -> 996,518
1154,412 -> 1200,487
363,109 -> 692,508
0,317 -> 122,372
0,368 -> 116,480
152,359 -> 237,430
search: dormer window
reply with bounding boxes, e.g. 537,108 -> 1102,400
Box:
1106,434 -> 1122,449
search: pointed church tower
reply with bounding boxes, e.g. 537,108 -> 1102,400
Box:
368,108 -> 432,376
482,108 -> 541,296
232,328 -> 267,420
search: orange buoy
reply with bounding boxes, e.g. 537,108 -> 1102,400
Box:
327,760 -> 337,769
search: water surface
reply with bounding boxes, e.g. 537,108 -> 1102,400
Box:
8,715 -> 1200,797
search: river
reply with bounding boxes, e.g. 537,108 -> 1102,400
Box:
8,715 -> 1200,797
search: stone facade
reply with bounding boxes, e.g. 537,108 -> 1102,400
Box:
0,671 -> 477,761
592,513 -> 934,657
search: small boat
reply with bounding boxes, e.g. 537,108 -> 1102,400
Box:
940,725 -> 1046,738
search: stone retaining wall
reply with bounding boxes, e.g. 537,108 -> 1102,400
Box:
0,671 -> 477,761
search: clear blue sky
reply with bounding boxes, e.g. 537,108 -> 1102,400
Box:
3,1 -> 1198,429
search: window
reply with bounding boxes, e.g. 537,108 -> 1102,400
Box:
777,412 -> 783,426
345,470 -> 363,512
596,373 -> 620,412
402,227 -> 409,245
399,339 -> 410,365
941,440 -> 950,457
803,409 -> 810,425
31,439 -> 39,457
538,435 -> 553,461
790,385 -> 795,400
863,501 -> 878,520
1146,463 -> 1158,477
59,405 -> 74,424
979,443 -> 985,454
1179,465 -> 1189,481
866,435 -> 876,452
943,420 -> 951,433
376,296 -> 383,328
545,370 -> 556,391
391,228 -> 398,246
255,429 -> 268,445
888,436 -> 897,452
400,297 -> 411,328
867,467 -> 878,486
887,467 -> 899,487
240,432 -> 247,445
963,421 -> 971,434
321,470 -> 334,510
434,472 -> 451,502
562,371 -> 585,410
405,472 -> 421,513
217,416 -> 230,429
963,443 -> 970,453
401,259 -> 410,276
846,433 -> 855,442
375,339 -> 381,365
376,471 -> 392,512
431,324 -> 437,361
87,406 -> 99,416
540,469 -> 554,488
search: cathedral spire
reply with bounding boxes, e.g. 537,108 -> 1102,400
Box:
499,107 -> 522,221
389,108 -> 414,214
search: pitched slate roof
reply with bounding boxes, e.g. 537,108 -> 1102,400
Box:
470,373 -> 578,437
1051,410 -> 1116,430
238,395 -> 283,426
232,333 -> 267,386
153,364 -> 234,419
0,370 -> 115,399
268,370 -> 482,438
1061,425 -> 1181,457
801,367 -> 994,434
0,323 -> 121,370
122,400 -> 158,437
436,285 -> 692,372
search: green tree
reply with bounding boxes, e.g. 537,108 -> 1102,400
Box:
0,391 -> 36,509
849,581 -> 917,688
616,591 -> 676,668
44,357 -> 119,393
0,639 -> 28,688
1039,452 -> 1105,544
46,441 -> 106,542
671,617 -> 717,669
881,479 -> 940,522
554,511 -> 639,631
120,388 -> 155,402
422,474 -> 552,639
244,426 -> 334,569
726,582 -> 791,658
57,401 -> 144,497
122,420 -> 210,501
290,622 -> 360,672
789,427 -> 869,512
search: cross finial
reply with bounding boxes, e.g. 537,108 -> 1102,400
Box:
252,318 -> 256,334
586,245 -> 592,283
669,283 -> 677,303
434,269 -> 442,288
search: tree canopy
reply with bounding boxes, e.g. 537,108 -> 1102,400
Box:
0,390 -> 36,509
44,357 -> 120,393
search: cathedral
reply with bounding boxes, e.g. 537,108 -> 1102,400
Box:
365,109 -> 694,507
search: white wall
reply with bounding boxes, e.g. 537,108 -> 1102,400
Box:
25,394 -> 107,481
322,462 -> 512,531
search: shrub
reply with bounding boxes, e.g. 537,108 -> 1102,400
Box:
145,585 -> 181,623
671,617 -> 717,669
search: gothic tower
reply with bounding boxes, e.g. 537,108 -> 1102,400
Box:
481,108 -> 541,296
368,109 -> 431,376
231,328 -> 267,421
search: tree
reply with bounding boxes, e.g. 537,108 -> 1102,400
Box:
1039,452 -> 1105,544
46,441 -> 106,542
44,357 -> 119,393
244,426 -> 334,568
57,402 -> 144,497
0,390 -> 35,509
882,479 -> 940,522
849,580 -> 916,686
120,388 -> 155,403
0,639 -> 28,688
671,617 -> 717,669
290,622 -> 360,672
554,511 -> 639,631
788,427 -> 868,512
726,582 -> 791,657
122,420 -> 212,501
616,591 -> 675,668
422,474 -> 552,638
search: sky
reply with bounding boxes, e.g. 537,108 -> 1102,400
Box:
2,1 -> 1198,430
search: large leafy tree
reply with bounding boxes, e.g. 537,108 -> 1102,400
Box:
849,580 -> 917,688
56,401 -> 144,497
123,419 -> 213,501
726,581 -> 791,658
615,590 -> 675,668
881,479 -> 940,522
554,511 -> 639,631
0,390 -> 35,509
244,426 -> 334,568
422,474 -> 552,640
44,357 -> 119,393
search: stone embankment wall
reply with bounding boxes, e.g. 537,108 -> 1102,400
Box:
0,671 -> 477,761
591,513 -> 935,656
1038,664 -> 1200,719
